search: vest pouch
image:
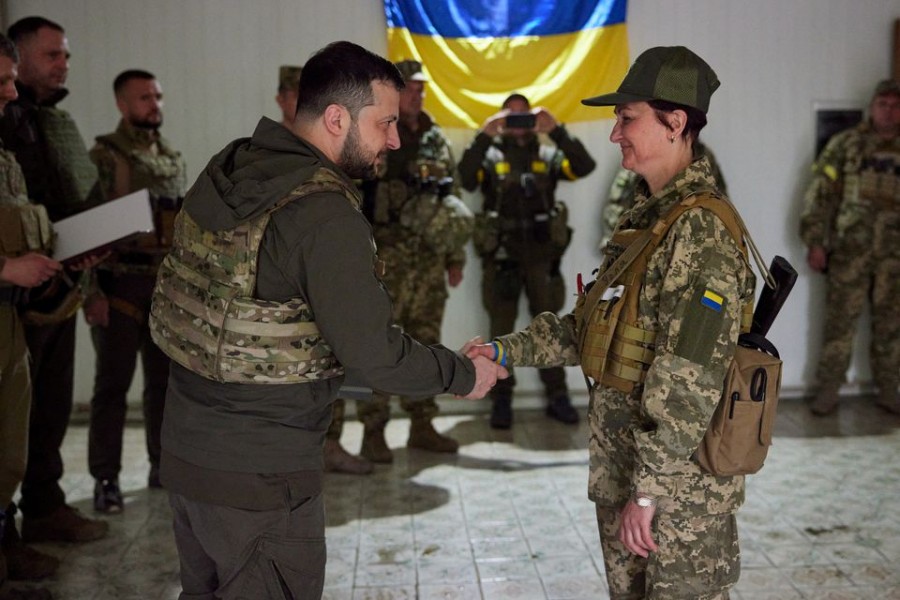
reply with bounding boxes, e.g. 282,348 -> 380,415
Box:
473,211 -> 500,256
695,334 -> 782,476
580,284 -> 626,381
549,201 -> 571,252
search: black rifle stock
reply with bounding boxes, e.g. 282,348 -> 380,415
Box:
751,255 -> 798,337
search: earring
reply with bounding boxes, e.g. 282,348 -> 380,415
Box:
669,136 -> 675,143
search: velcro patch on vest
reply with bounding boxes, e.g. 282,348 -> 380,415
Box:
674,285 -> 728,365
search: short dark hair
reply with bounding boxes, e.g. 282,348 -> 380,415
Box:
113,69 -> 156,96
295,41 -> 404,121
502,93 -> 530,109
0,33 -> 18,62
8,16 -> 64,44
648,99 -> 707,144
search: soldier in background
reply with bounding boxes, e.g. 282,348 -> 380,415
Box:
276,65 -> 301,128
0,16 -> 108,566
0,31 -> 57,600
800,79 -> 900,416
601,140 -> 727,248
353,59 -> 474,463
84,69 -> 186,512
458,93 -> 596,429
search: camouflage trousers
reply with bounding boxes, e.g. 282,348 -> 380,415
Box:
482,257 -> 568,401
815,248 -> 900,390
595,505 -> 739,599
329,252 -> 448,436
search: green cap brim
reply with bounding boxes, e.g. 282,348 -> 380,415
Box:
581,91 -> 654,107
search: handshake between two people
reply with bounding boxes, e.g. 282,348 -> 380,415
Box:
457,336 -> 510,400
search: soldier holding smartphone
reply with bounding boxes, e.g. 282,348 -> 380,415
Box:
459,93 -> 596,429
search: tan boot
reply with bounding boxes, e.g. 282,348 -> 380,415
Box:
809,387 -> 840,416
407,418 -> 459,454
324,439 -> 374,475
21,505 -> 108,544
360,426 -> 394,464
1,514 -> 59,582
875,387 -> 900,415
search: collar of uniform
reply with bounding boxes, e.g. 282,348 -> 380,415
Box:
116,119 -> 161,148
627,155 -> 717,228
14,80 -> 69,108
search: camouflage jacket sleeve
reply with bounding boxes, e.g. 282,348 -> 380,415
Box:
495,310 -> 581,368
548,125 -> 596,180
799,130 -> 851,249
88,142 -> 119,203
457,132 -> 493,192
632,208 -> 752,499
602,168 -> 638,238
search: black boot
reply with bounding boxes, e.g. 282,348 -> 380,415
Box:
490,393 -> 513,429
546,394 -> 579,424
1,506 -> 59,582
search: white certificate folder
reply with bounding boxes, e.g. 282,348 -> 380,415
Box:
52,189 -> 155,262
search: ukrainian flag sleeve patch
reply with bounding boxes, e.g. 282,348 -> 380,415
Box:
674,286 -> 729,364
701,289 -> 724,312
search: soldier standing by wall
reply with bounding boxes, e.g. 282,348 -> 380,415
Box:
801,79 -> 900,416
458,93 -> 596,429
353,59 -> 474,463
84,69 -> 186,512
0,32 -> 58,600
0,16 -> 108,565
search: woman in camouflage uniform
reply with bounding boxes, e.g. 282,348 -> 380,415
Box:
470,47 -> 755,599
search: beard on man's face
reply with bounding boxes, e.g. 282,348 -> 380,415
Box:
131,116 -> 163,131
338,121 -> 383,180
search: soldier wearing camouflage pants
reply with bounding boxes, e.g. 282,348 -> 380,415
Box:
470,46 -> 754,598
333,59 -> 473,465
800,79 -> 900,416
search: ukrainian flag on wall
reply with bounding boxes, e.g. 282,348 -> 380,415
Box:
384,0 -> 629,128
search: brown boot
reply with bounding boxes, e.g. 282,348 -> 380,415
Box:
407,418 -> 459,454
360,426 -> 394,464
875,387 -> 900,415
324,439 -> 374,475
22,505 -> 108,544
809,387 -> 840,416
1,516 -> 59,582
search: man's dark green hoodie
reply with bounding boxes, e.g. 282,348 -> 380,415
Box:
160,118 -> 476,509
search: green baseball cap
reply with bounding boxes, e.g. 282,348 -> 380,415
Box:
873,79 -> 900,99
395,60 -> 428,83
279,65 -> 302,92
582,46 -> 720,113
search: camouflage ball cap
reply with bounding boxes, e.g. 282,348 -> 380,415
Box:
279,65 -> 302,92
582,46 -> 720,113
395,60 -> 428,83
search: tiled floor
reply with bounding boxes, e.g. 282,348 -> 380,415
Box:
8,397 -> 900,599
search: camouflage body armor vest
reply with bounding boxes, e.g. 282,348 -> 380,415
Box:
475,143 -> 570,258
0,148 -> 54,257
36,107 -> 98,206
149,167 -> 356,384
95,129 -> 187,273
576,192 -> 753,393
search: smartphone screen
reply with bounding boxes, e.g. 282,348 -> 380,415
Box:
505,112 -> 536,129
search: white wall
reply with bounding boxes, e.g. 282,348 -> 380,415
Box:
7,0 -> 899,405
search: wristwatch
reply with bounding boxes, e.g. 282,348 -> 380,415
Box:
634,494 -> 657,509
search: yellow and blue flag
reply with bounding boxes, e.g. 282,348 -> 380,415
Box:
384,0 -> 629,128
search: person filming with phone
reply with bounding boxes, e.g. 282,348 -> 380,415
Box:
459,93 -> 596,429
